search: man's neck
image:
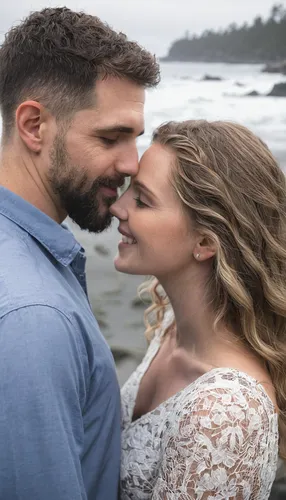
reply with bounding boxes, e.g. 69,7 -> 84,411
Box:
0,148 -> 64,223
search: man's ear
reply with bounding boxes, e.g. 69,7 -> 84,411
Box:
15,101 -> 50,153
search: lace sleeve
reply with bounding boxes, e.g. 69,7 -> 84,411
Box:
152,384 -> 277,499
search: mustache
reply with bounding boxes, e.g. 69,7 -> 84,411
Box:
96,176 -> 126,190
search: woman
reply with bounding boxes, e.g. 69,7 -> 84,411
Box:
110,120 -> 285,499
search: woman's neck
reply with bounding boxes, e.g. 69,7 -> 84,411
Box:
158,263 -> 236,363
156,264 -> 272,399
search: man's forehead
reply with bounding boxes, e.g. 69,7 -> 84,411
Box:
93,78 -> 145,135
94,76 -> 145,108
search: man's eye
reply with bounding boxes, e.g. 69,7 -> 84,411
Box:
100,137 -> 118,145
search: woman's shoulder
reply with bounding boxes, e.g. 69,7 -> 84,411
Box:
180,367 -> 276,410
171,367 -> 278,438
162,367 -> 278,475
158,368 -> 278,500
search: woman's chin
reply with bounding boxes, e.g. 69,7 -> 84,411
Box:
113,255 -> 144,276
114,255 -> 131,274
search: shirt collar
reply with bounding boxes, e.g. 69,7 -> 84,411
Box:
0,186 -> 81,266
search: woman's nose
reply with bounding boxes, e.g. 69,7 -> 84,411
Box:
110,191 -> 129,221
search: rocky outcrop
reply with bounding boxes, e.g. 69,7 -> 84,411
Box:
111,345 -> 145,364
270,479 -> 286,499
267,82 -> 286,96
245,90 -> 260,96
94,244 -> 110,256
262,61 -> 286,75
234,81 -> 245,87
201,74 -> 223,81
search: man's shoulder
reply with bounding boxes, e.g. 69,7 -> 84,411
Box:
0,216 -> 42,269
0,221 -> 67,311
0,219 -> 115,370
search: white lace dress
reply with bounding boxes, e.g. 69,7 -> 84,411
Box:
120,311 -> 279,499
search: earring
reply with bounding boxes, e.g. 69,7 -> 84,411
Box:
195,253 -> 200,260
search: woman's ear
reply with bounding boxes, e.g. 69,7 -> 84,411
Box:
193,234 -> 216,262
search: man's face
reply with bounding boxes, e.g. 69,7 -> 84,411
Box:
48,77 -> 145,233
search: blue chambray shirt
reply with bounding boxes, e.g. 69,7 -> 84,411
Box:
0,186 -> 121,500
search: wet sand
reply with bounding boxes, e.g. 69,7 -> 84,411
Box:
69,219 -> 149,386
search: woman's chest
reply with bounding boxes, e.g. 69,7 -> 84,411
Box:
132,335 -> 202,422
121,408 -> 168,500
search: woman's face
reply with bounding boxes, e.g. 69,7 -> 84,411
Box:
110,143 -> 200,278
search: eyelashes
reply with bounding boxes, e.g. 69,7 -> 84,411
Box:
133,196 -> 148,208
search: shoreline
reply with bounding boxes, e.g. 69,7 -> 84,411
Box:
160,58 -> 267,64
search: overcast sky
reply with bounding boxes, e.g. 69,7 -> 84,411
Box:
0,0 -> 285,56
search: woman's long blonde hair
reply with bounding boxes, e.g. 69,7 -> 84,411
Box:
139,120 -> 286,459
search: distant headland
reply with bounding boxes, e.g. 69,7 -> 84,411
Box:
161,3 -> 286,69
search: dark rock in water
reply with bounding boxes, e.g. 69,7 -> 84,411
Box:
234,81 -> 245,87
111,346 -> 145,364
262,61 -> 286,75
245,90 -> 260,96
201,74 -> 223,81
111,347 -> 133,363
269,478 -> 286,499
267,82 -> 286,97
97,317 -> 109,330
94,244 -> 110,256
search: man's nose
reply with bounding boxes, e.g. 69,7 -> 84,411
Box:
115,142 -> 139,177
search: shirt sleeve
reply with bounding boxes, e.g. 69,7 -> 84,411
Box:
0,304 -> 88,500
152,383 -> 277,499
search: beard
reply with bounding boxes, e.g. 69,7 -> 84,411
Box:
48,133 -> 123,233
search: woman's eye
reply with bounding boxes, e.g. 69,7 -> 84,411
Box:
134,196 -> 148,208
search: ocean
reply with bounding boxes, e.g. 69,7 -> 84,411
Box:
1,62 -> 286,383
139,62 -> 286,167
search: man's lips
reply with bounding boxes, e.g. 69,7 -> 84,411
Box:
100,178 -> 125,198
100,186 -> 118,197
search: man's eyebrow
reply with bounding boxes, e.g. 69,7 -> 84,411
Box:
133,179 -> 158,200
95,126 -> 145,137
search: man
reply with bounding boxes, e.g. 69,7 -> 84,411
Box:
0,7 -> 160,499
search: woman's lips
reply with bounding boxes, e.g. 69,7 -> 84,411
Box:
118,228 -> 137,246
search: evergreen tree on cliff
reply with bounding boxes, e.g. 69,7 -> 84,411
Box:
163,3 -> 286,63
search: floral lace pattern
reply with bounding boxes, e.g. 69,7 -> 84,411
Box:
120,311 -> 279,499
